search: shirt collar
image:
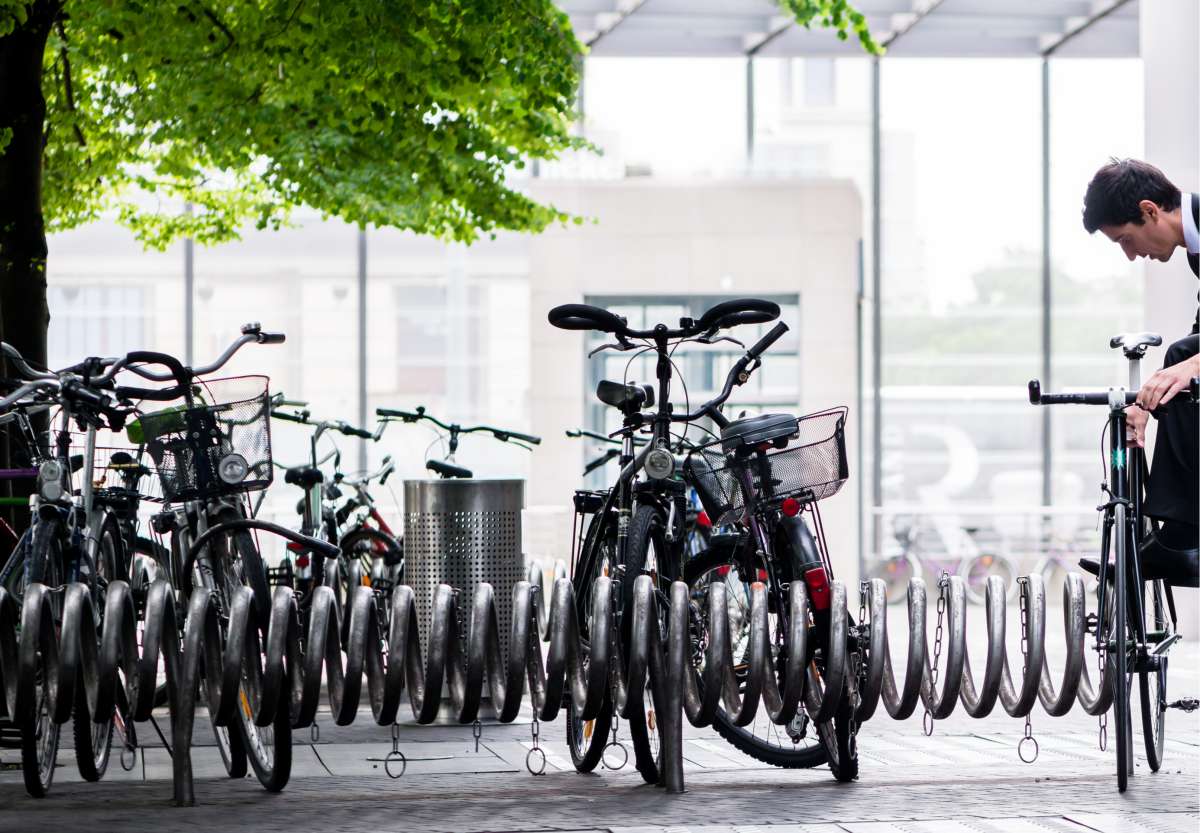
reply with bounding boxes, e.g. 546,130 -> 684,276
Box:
1183,192 -> 1200,255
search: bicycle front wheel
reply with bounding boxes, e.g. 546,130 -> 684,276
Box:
1139,579 -> 1169,771
565,512 -> 615,772
21,515 -> 66,798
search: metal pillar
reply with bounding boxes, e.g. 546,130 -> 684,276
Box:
1041,59 -> 1052,508
357,227 -> 368,474
183,202 -> 194,366
870,57 -> 882,558
746,57 -> 755,164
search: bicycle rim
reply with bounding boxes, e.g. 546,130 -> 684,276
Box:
1139,580 -> 1167,771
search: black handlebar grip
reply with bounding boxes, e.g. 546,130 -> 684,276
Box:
1027,380 -> 1041,404
124,350 -> 192,387
114,383 -> 185,402
257,331 -> 286,345
342,425 -> 374,439
506,430 -> 542,445
746,322 -> 790,360
695,298 -> 780,332
376,407 -> 423,421
271,409 -> 309,424
547,304 -> 627,333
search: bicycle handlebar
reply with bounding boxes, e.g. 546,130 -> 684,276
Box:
271,408 -> 380,440
376,406 -> 541,447
548,298 -> 780,341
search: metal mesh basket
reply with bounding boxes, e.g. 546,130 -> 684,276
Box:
685,406 -> 849,525
138,376 -> 273,503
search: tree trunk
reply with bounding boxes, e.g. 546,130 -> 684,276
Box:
0,0 -> 59,533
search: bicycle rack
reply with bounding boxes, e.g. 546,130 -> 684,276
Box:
0,562 -> 1106,806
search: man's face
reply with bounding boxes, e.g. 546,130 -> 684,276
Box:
1100,200 -> 1177,262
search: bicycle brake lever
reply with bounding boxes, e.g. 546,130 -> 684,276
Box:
696,335 -> 745,348
587,341 -> 629,358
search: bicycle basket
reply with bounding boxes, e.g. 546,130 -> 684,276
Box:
138,376 -> 273,502
685,406 -> 849,525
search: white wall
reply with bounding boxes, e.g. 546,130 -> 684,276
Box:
527,178 -> 863,576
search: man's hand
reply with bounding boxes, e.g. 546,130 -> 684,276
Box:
1136,354 -> 1200,410
1125,405 -> 1149,448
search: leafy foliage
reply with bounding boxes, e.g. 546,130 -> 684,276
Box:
32,0 -> 587,246
780,0 -> 883,55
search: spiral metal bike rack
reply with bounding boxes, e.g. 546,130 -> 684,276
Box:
0,559 -> 1106,806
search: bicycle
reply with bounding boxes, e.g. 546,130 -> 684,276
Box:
0,349 -> 147,796
867,512 -> 1019,606
104,323 -> 336,793
374,405 -> 542,480
1028,330 -> 1198,792
268,404 -> 400,615
549,298 -> 856,780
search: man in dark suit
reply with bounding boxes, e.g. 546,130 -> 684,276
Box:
1081,158 -> 1198,587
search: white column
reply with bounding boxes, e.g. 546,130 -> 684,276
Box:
1141,0 -> 1199,340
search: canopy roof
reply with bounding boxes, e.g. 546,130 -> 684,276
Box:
559,0 -> 1139,59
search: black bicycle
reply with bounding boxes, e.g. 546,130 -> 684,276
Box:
1029,332 -> 1198,792
550,298 -> 857,781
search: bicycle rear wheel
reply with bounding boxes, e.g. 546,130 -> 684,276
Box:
1139,579 -> 1169,771
683,548 -> 828,769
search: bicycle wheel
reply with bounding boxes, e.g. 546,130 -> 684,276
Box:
1112,504 -> 1132,793
213,511 -> 291,792
683,548 -> 828,769
73,513 -> 126,782
866,554 -> 920,606
21,514 -> 65,798
623,503 -> 668,784
961,552 -> 1017,606
565,512 -> 615,772
1139,578 -> 1169,771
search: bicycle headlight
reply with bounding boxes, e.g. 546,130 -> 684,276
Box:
218,452 -> 249,485
645,447 -> 675,480
38,460 -> 64,501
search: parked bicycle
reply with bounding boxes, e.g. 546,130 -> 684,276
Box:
374,405 -> 541,479
1029,330 -> 1198,792
549,299 -> 857,781
268,404 -> 401,614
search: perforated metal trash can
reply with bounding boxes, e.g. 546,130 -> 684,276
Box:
403,479 -> 525,661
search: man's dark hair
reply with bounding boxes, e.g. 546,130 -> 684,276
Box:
1083,158 -> 1182,233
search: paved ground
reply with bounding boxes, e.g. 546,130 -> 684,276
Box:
1,607 -> 1197,832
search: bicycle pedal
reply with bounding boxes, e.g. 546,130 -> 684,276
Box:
1167,697 -> 1199,712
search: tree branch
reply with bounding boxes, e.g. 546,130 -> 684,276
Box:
201,5 -> 236,47
55,20 -> 86,149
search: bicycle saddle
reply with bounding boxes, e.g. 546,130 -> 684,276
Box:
721,413 -> 799,454
596,380 -> 654,413
1110,331 -> 1162,358
427,459 -> 473,479
284,465 -> 324,488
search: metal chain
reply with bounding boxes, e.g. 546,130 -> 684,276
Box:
472,719 -> 482,753
382,721 -> 406,778
526,717 -> 546,775
603,715 -> 628,770
923,571 -> 948,737
1017,577 -> 1038,763
849,579 -> 870,738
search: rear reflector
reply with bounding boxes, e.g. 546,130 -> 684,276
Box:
296,554 -> 310,569
804,566 -> 831,610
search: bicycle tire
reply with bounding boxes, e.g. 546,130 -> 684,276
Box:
624,503 -> 666,784
1139,579 -> 1168,771
72,513 -> 125,781
22,514 -> 65,798
213,509 -> 291,792
1113,503 -> 1131,793
867,554 -> 921,607
565,513 -> 615,772
682,547 -> 828,769
960,552 -> 1017,606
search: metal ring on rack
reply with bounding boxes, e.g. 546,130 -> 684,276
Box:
525,746 -> 547,776
120,743 -> 137,772
602,741 -> 629,770
384,749 -> 407,779
1018,736 -> 1039,764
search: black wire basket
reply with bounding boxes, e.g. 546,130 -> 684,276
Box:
685,406 -> 849,526
138,376 -> 274,503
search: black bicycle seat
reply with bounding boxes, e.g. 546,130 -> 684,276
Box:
427,459 -> 473,479
720,413 -> 799,454
1110,331 -> 1162,357
596,380 -> 654,413
284,466 -> 324,488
